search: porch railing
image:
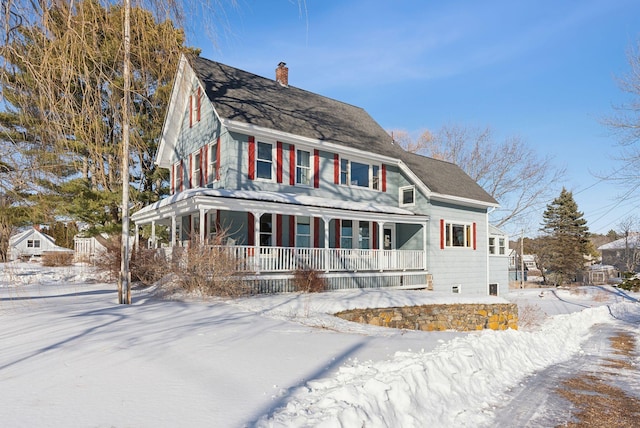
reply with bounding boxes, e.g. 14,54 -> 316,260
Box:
212,245 -> 425,273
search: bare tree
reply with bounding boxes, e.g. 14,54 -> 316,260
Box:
617,215 -> 640,272
602,40 -> 640,201
390,124 -> 565,228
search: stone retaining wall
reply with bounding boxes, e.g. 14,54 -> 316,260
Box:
335,303 -> 518,331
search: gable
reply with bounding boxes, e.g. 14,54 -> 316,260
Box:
10,228 -> 56,247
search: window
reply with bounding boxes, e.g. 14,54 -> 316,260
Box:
296,149 -> 311,186
338,157 -> 381,190
296,216 -> 311,248
340,158 -> 348,185
340,220 -> 353,249
27,239 -> 41,248
400,186 -> 415,206
256,142 -> 273,180
260,214 -> 273,247
174,161 -> 182,191
193,152 -> 201,187
489,236 -> 506,255
209,141 -> 218,183
372,165 -> 380,190
190,87 -> 202,127
350,161 -> 369,187
358,222 -> 370,249
445,222 -> 473,248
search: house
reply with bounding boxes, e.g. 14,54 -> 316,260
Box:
131,55 -> 506,295
598,232 -> 640,273
9,227 -> 74,261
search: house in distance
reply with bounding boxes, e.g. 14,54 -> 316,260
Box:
131,54 -> 509,295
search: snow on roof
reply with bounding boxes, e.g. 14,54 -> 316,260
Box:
598,233 -> 640,250
134,188 -> 416,218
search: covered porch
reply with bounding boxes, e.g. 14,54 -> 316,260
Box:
131,189 -> 430,277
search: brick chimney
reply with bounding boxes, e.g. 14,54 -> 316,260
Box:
276,62 -> 288,87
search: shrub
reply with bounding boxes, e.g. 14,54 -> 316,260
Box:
292,266 -> 327,293
171,234 -> 251,297
41,251 -> 74,267
130,247 -> 167,287
93,236 -> 121,281
619,277 -> 640,292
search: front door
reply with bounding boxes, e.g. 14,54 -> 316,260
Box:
383,227 -> 394,250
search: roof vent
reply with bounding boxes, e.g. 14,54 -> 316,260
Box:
276,62 -> 288,87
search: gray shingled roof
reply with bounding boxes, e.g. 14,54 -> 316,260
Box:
190,55 -> 497,205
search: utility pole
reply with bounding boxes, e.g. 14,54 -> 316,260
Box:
520,229 -> 525,289
119,0 -> 132,304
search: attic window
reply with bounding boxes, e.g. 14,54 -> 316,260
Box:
399,186 -> 415,206
27,239 -> 41,248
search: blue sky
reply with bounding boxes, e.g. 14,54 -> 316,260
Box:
187,0 -> 640,237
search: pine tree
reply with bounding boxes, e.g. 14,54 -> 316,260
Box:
540,188 -> 590,285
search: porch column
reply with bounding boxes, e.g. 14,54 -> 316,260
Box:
151,221 -> 156,248
422,221 -> 428,270
251,211 -> 263,274
378,221 -> 384,272
322,216 -> 331,272
170,215 -> 176,247
133,223 -> 139,252
199,208 -> 206,243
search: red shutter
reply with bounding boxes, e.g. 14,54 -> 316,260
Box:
189,95 -> 193,128
215,210 -> 221,235
196,87 -> 201,122
289,145 -> 295,185
334,220 -> 340,249
372,222 -> 378,250
276,214 -> 283,247
381,164 -> 387,192
288,216 -> 295,247
313,217 -> 320,248
473,222 -> 477,250
248,136 -> 256,180
248,213 -> 255,246
440,219 -> 445,249
170,164 -> 175,194
334,154 -> 339,184
276,141 -> 283,184
188,154 -> 193,188
216,138 -> 221,181
204,213 -> 208,241
313,149 -> 320,188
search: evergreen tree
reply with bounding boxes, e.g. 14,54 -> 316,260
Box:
540,188 -> 590,285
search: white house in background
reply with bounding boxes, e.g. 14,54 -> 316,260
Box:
131,54 -> 507,295
9,227 -> 73,261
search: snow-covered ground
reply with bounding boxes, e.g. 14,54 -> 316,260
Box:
0,262 -> 638,427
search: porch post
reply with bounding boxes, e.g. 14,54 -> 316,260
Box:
252,211 -> 263,274
378,221 -> 384,272
199,208 -> 206,243
170,215 -> 176,247
151,221 -> 156,248
323,216 -> 331,272
133,223 -> 139,252
422,221 -> 428,270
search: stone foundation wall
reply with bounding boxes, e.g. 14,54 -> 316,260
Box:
335,303 -> 518,331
